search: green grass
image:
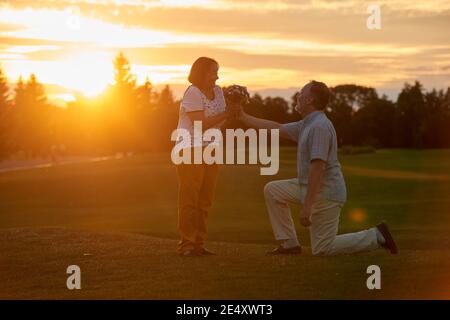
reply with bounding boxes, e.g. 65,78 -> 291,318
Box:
1,148 -> 450,299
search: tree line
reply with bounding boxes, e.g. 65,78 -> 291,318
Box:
1,53 -> 449,160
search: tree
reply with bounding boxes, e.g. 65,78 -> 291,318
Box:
104,52 -> 139,153
0,67 -> 9,107
327,85 -> 378,146
152,85 -> 178,151
353,95 -> 395,147
0,67 -> 11,158
282,92 -> 302,124
422,89 -> 450,148
9,76 -> 26,154
263,96 -> 289,123
157,85 -> 175,108
136,77 -> 155,111
26,74 -> 51,156
113,52 -> 136,93
13,76 -> 26,106
9,74 -> 51,157
245,93 -> 265,119
444,88 -> 450,148
395,81 -> 426,148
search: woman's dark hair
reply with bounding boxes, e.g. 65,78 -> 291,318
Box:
188,57 -> 218,88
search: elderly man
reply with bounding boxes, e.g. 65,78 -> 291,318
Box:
237,80 -> 398,256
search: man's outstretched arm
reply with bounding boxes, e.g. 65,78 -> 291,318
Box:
238,109 -> 295,141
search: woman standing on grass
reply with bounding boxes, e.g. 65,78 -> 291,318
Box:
175,57 -> 229,257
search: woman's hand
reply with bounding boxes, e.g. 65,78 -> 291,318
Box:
228,102 -> 243,119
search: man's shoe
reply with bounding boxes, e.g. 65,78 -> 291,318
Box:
376,221 -> 398,254
266,245 -> 302,255
195,247 -> 216,256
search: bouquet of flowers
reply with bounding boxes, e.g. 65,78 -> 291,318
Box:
221,85 -> 250,130
223,84 -> 250,106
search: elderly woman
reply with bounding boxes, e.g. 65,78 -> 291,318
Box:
175,57 -> 229,256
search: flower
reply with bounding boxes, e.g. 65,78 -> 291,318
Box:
223,84 -> 250,105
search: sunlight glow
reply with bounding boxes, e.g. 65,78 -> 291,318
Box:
65,52 -> 114,97
2,51 -> 114,98
0,8 -> 178,48
349,208 -> 368,223
134,64 -> 191,84
0,1 -> 448,104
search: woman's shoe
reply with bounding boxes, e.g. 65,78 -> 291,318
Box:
195,247 -> 216,256
178,249 -> 198,257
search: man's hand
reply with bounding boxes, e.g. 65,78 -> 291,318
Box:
300,160 -> 326,227
300,206 -> 312,227
229,102 -> 243,119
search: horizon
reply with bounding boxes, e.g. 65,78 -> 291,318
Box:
1,79 -> 418,107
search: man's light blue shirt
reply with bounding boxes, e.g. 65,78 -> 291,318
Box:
281,111 -> 347,203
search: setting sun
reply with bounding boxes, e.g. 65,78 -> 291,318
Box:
64,52 -> 114,98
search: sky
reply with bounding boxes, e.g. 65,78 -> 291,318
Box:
0,0 -> 449,106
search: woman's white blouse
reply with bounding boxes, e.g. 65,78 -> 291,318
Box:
176,85 -> 227,149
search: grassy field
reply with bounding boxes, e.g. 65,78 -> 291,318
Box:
1,148 -> 450,299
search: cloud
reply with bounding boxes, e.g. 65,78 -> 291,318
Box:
0,0 -> 449,104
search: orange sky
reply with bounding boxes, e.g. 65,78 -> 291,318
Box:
0,0 -> 449,105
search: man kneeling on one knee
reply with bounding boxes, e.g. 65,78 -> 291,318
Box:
237,80 -> 398,256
